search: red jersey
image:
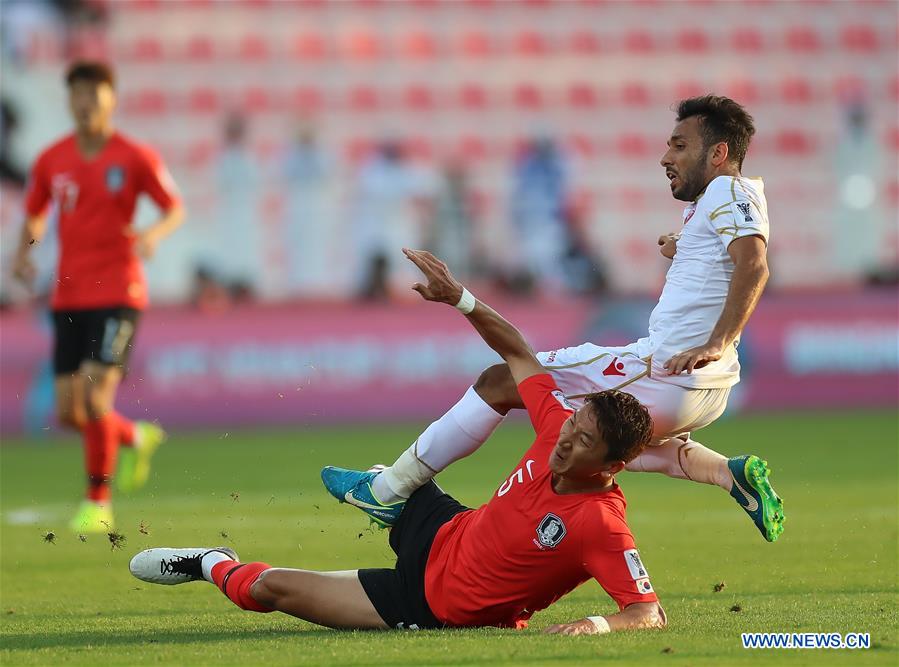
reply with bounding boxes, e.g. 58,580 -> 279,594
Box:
424,373 -> 658,628
24,132 -> 180,310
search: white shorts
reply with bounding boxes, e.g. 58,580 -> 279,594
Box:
536,341 -> 730,444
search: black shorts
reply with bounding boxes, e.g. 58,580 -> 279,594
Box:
52,307 -> 141,376
358,481 -> 470,630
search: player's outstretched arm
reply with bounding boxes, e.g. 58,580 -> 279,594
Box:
130,203 -> 186,259
403,248 -> 543,385
544,602 -> 667,636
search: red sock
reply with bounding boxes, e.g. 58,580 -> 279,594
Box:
112,412 -> 136,447
211,561 -> 273,613
83,414 -> 119,502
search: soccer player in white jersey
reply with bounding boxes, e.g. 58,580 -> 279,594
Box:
329,95 -> 784,542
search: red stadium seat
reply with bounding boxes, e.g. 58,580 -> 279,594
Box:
731,27 -> 764,53
238,34 -> 270,61
675,29 -> 710,53
775,129 -> 815,155
615,133 -> 651,158
620,81 -> 652,107
568,30 -> 602,56
887,126 -> 899,152
890,75 -> 899,102
458,30 -> 495,58
840,24 -> 880,52
401,84 -> 436,111
567,83 -> 599,110
344,138 -> 375,163
785,26 -> 821,52
674,80 -> 705,100
779,77 -> 814,104
455,135 -> 490,161
566,134 -> 598,159
239,87 -> 274,113
833,75 -> 867,103
512,84 -> 544,110
457,83 -> 489,110
623,30 -> 655,54
128,36 -> 164,62
346,85 -> 381,111
724,78 -> 762,105
403,136 -> 434,160
187,87 -> 221,114
342,29 -> 382,60
399,30 -> 439,59
287,86 -> 325,113
183,35 -> 215,61
292,32 -> 328,60
514,30 -> 551,57
122,88 -> 168,116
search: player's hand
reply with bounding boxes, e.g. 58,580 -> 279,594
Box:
402,248 -> 464,306
127,227 -> 160,259
658,233 -> 679,260
663,341 -> 725,375
12,252 -> 37,287
544,619 -> 602,636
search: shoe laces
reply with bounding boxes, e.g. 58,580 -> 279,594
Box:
160,553 -> 202,576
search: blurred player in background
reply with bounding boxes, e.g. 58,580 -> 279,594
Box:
12,61 -> 184,533
334,95 -> 786,543
130,249 -> 665,635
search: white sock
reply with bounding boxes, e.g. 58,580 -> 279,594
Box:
201,550 -> 235,583
374,386 -> 505,502
625,437 -> 732,490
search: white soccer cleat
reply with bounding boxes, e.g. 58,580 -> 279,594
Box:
129,547 -> 238,585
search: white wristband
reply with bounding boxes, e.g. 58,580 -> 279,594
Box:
454,287 -> 476,315
586,616 -> 611,634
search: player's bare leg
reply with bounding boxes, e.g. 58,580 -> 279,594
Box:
55,374 -> 88,431
130,548 -> 388,629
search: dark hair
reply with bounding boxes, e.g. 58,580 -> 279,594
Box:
676,95 -> 755,169
65,61 -> 116,89
585,390 -> 653,463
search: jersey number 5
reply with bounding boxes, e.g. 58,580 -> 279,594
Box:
497,459 -> 536,497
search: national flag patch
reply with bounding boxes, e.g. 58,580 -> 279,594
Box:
635,577 -> 654,594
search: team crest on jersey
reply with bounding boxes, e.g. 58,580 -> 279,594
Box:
735,202 -> 753,222
535,513 -> 567,549
106,165 -> 125,192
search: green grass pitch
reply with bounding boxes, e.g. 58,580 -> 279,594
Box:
1,409 -> 897,666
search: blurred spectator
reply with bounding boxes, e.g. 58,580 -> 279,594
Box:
279,122 -> 335,296
351,141 -> 434,300
509,136 -> 570,292
426,160 -> 475,281
0,99 -> 27,187
558,204 -> 609,296
203,112 -> 263,296
834,103 -> 888,283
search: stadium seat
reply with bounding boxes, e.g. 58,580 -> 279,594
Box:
128,36 -> 164,62
512,84 -> 544,110
568,30 -> 602,56
615,133 -> 651,158
731,26 -> 764,53
620,81 -> 652,107
287,86 -> 325,113
784,26 -> 821,52
775,129 -> 815,155
567,83 -> 600,110
455,135 -> 490,161
183,35 -> 215,61
399,30 -> 439,59
403,136 -> 434,160
346,86 -> 381,111
566,134 -> 598,159
187,87 -> 221,114
890,75 -> 899,101
239,87 -> 274,113
779,77 -> 814,104
122,88 -> 168,116
342,29 -> 382,60
840,24 -> 880,52
724,78 -> 762,105
458,30 -> 496,58
514,30 -> 551,57
623,30 -> 655,54
401,85 -> 436,112
292,32 -> 329,60
238,34 -> 270,61
344,137 -> 375,163
675,29 -> 710,53
457,83 -> 489,110
674,80 -> 705,101
833,75 -> 867,103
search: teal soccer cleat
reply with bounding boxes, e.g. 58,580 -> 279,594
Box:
728,455 -> 785,542
320,466 -> 405,528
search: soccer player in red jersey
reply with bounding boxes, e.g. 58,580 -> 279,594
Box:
130,249 -> 665,636
12,62 -> 184,532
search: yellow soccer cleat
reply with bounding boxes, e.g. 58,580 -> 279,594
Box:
117,421 -> 167,494
69,500 -> 114,533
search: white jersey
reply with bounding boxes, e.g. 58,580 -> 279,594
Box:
635,175 -> 770,389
